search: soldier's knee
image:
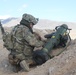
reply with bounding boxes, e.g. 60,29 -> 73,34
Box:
8,54 -> 20,65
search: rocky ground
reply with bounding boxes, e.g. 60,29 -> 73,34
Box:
0,27 -> 76,75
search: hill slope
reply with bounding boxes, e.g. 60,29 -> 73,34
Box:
0,30 -> 76,75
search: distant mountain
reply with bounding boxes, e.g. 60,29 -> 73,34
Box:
3,18 -> 21,27
0,19 -> 4,22
1,17 -> 18,24
2,18 -> 76,39
3,18 -> 76,30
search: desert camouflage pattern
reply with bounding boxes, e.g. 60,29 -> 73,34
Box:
22,13 -> 38,25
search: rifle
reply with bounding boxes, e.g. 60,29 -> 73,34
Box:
0,21 -> 5,35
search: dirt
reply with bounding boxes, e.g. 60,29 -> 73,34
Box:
0,27 -> 76,75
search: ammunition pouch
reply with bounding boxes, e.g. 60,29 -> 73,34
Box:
33,50 -> 50,65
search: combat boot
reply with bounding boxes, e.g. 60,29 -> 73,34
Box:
12,65 -> 21,73
20,60 -> 29,72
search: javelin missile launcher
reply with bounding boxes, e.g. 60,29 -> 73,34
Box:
33,24 -> 72,65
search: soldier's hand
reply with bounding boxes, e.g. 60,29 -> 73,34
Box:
33,32 -> 41,40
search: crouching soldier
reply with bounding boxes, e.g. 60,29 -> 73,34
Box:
0,13 -> 44,72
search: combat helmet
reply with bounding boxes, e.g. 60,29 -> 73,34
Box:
22,13 -> 38,25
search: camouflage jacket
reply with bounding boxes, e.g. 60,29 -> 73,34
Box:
10,24 -> 44,56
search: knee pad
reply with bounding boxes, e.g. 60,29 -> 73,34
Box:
20,60 -> 29,72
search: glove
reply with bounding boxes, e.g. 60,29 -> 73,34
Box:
33,32 -> 41,40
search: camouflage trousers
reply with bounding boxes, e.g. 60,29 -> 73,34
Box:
8,52 -> 34,66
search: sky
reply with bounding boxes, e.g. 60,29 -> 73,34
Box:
0,0 -> 76,22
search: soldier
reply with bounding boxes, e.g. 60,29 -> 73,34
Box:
6,13 -> 44,72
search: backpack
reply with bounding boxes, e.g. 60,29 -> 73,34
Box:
3,32 -> 13,51
2,24 -> 23,51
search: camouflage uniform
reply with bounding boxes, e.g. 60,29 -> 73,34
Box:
7,13 -> 44,72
